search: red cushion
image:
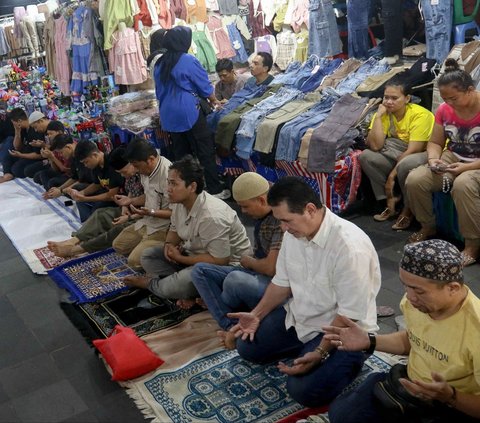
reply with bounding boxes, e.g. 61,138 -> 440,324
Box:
93,325 -> 164,381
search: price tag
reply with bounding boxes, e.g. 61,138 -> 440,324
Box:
311,65 -> 320,74
431,0 -> 439,5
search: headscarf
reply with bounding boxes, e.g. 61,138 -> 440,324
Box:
146,29 -> 167,68
158,26 -> 192,83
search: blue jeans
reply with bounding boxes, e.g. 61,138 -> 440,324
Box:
77,200 -> 116,223
308,0 -> 342,58
191,263 -> 270,330
335,57 -> 390,95
237,307 -> 366,407
348,0 -> 371,59
270,61 -> 302,85
0,136 -> 13,163
381,0 -> 403,57
227,23 -> 248,63
275,94 -> 337,161
298,58 -> 343,93
421,0 -> 452,64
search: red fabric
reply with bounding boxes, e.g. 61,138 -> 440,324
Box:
93,325 -> 164,381
134,0 -> 153,31
275,406 -> 329,423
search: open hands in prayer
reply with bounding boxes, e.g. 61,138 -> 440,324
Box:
322,315 -> 370,351
445,162 -> 467,176
278,351 -> 324,376
112,214 -> 129,225
399,372 -> 455,404
67,189 -> 85,201
226,312 -> 260,341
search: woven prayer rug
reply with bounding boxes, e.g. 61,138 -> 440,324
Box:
126,349 -> 402,423
32,246 -> 69,270
48,248 -> 134,303
60,289 -> 202,343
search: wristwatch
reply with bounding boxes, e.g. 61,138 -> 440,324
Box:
150,208 -> 155,216
365,332 -> 376,355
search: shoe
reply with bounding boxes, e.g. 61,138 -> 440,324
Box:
212,189 -> 231,200
392,215 -> 411,231
407,229 -> 435,244
373,208 -> 398,222
461,252 -> 477,267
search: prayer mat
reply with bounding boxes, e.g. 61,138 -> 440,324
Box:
32,246 -> 69,270
0,178 -> 81,274
48,248 -> 134,303
60,289 -> 202,343
127,349 -> 305,423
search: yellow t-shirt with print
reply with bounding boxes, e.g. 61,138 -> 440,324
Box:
369,103 -> 435,143
400,288 -> 480,394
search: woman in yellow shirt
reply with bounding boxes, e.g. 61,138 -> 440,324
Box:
360,78 -> 435,230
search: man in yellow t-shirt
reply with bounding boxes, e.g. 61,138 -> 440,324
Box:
360,80 -> 435,231
324,239 -> 480,423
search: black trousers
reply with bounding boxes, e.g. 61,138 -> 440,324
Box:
381,0 -> 403,57
170,112 -> 222,195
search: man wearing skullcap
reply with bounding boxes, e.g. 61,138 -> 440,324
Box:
325,239 -> 480,423
191,172 -> 284,349
228,177 -> 381,407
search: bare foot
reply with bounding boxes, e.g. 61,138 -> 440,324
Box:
195,297 -> 207,309
49,243 -> 84,258
47,237 -> 79,251
217,330 -> 237,350
124,275 -> 150,289
0,173 -> 14,184
176,299 -> 197,310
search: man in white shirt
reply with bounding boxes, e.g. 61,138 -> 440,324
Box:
229,177 -> 381,407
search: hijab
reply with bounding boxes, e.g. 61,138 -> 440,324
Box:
146,28 -> 167,68
158,26 -> 192,83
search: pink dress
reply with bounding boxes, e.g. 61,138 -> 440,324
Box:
54,15 -> 71,95
207,14 -> 235,59
108,28 -> 147,85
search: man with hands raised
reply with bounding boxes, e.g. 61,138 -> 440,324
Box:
325,239 -> 480,423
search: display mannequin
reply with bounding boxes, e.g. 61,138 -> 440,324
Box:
117,21 -> 127,32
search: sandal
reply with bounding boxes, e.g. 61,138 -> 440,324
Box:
461,252 -> 477,267
392,215 -> 412,231
373,208 -> 398,222
407,229 -> 435,244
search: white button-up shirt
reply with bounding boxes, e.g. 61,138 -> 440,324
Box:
272,207 -> 380,343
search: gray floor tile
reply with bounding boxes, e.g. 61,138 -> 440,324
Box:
0,269 -> 39,297
0,402 -> 20,423
50,344 -> 96,378
61,410 -> 99,423
0,256 -> 27,279
11,380 -> 88,423
0,353 -> 63,399
91,390 -> 144,422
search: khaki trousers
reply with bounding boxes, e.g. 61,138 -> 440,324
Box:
406,150 -> 480,247
112,224 -> 167,269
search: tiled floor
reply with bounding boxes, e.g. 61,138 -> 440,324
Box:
1,203 -> 479,422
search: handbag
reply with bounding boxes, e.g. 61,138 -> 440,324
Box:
373,364 -> 431,415
197,96 -> 214,115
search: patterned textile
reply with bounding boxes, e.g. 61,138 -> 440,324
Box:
48,248 -> 135,303
33,246 -> 68,270
401,239 -> 463,282
60,289 -> 202,341
129,349 -> 402,423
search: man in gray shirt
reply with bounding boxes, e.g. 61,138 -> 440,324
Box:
215,59 -> 249,103
125,156 -> 251,309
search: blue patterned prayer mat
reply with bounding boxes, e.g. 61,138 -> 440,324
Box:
48,248 -> 134,303
133,350 -> 400,423
142,350 -> 303,423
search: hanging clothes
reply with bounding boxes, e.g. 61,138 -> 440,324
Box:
134,0 -> 154,29
247,0 -> 270,38
191,29 -> 217,72
291,0 -> 309,32
171,0 -> 188,20
254,35 -> 277,62
294,28 -> 309,62
218,0 -> 239,15
206,0 -> 220,11
0,27 -> 10,56
276,30 -> 297,70
207,15 -> 235,59
19,16 -> 40,56
158,0 -> 174,29
187,0 -> 208,24
54,14 -> 71,95
226,22 -> 249,63
102,0 -> 134,49
44,15 -> 56,78
109,28 -> 147,85
68,6 -> 99,94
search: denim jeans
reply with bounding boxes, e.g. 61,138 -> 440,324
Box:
328,370 -> 479,423
270,61 -> 302,85
236,87 -> 304,159
191,263 -> 270,330
227,23 -> 249,63
381,0 -> 403,57
77,200 -> 117,223
207,83 -> 268,131
236,307 -> 366,407
308,0 -> 342,58
276,94 -> 337,161
297,58 -> 343,93
420,0 -> 452,64
335,57 -> 390,95
348,0 -> 371,59
0,136 -> 13,163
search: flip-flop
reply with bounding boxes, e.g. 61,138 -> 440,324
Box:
377,305 -> 395,317
461,252 -> 477,267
